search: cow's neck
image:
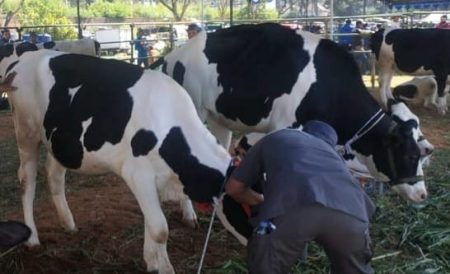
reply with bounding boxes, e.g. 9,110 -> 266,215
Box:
342,113 -> 392,157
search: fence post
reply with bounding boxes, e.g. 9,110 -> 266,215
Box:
130,24 -> 135,65
170,22 -> 174,51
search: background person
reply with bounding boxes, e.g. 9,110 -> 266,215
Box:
186,23 -> 202,39
0,29 -> 13,46
339,19 -> 353,51
436,15 -> 450,29
134,28 -> 149,68
225,120 -> 375,274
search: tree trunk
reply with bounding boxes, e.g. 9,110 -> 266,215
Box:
3,0 -> 25,27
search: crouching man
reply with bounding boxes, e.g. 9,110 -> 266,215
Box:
225,120 -> 376,274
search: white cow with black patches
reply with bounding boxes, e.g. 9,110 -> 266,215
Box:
0,47 -> 232,273
152,23 -> 430,204
40,37 -> 100,56
371,28 -> 450,114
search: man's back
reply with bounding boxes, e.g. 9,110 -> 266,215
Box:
233,129 -> 375,224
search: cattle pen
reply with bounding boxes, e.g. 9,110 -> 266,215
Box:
1,74 -> 450,272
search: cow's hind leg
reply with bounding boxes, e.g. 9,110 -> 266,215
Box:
46,153 -> 76,232
206,116 -> 232,149
122,165 -> 174,274
16,138 -> 40,246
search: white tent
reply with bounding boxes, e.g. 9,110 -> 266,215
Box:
418,13 -> 450,24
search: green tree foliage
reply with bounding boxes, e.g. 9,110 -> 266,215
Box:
88,0 -> 133,19
17,0 -> 77,40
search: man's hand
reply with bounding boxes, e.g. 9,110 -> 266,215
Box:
225,177 -> 264,206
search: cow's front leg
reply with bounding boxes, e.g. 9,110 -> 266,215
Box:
122,163 -> 174,274
16,137 -> 40,246
46,153 -> 76,232
179,198 -> 198,228
435,74 -> 449,115
206,116 -> 232,149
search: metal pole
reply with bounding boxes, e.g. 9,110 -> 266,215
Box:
330,0 -> 334,41
77,0 -> 83,39
230,0 -> 234,26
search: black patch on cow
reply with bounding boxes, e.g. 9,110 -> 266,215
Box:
43,41 -> 56,49
0,44 -> 14,62
131,129 -> 157,157
222,194 -> 253,239
173,61 -> 185,86
44,54 -> 143,169
15,42 -> 38,56
370,28 -> 384,59
393,84 -> 418,100
293,38 -> 377,141
5,60 -> 18,75
204,23 -> 310,126
159,127 -> 224,202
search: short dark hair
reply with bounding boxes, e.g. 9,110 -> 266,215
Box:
187,23 -> 202,32
1,28 -> 9,34
442,15 -> 448,19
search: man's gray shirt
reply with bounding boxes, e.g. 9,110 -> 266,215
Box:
232,129 -> 375,224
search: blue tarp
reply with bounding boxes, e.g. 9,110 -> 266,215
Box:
389,0 -> 450,10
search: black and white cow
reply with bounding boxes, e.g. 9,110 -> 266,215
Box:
0,46 -> 232,273
371,28 -> 450,113
393,76 -> 438,109
151,23 -> 429,203
41,38 -> 100,56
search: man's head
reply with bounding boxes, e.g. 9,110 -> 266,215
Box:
303,120 -> 338,147
2,29 -> 10,40
187,23 -> 202,39
30,32 -> 38,44
441,15 -> 448,23
345,19 -> 351,25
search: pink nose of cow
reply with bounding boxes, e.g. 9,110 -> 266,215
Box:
418,191 -> 428,202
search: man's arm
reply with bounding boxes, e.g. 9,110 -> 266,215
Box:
225,177 -> 264,206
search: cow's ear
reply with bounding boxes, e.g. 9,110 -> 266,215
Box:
16,42 -> 38,57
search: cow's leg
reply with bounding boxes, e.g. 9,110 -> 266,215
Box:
434,74 -> 448,115
377,63 -> 395,107
16,138 -> 40,246
206,116 -> 232,149
46,153 -> 76,232
122,166 -> 174,274
180,197 -> 198,228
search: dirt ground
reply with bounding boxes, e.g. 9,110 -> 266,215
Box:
1,84 -> 449,273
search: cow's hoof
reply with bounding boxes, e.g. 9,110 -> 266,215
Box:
25,236 -> 40,247
182,217 -> 198,229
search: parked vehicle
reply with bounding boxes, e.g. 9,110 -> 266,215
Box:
22,33 -> 52,43
95,28 -> 131,56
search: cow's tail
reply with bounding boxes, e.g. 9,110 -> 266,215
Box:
149,57 -> 165,70
370,28 -> 384,59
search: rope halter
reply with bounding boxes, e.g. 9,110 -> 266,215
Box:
343,109 -> 385,155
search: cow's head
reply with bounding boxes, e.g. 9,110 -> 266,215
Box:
355,102 -> 429,203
